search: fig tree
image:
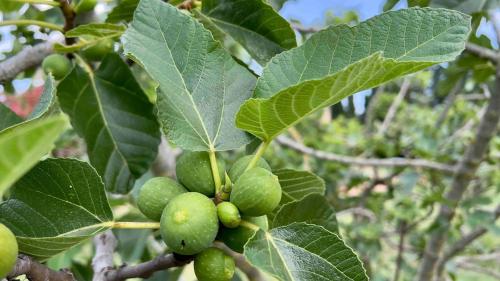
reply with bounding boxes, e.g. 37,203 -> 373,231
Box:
81,38 -> 114,61
230,167 -> 281,216
194,247 -> 235,281
42,54 -> 71,80
217,216 -> 268,253
217,202 -> 241,228
160,192 -> 218,255
228,155 -> 271,181
137,177 -> 187,221
0,223 -> 18,278
74,0 -> 97,14
176,151 -> 225,197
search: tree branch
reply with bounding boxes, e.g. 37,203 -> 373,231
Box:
103,254 -> 192,281
435,205 -> 500,277
92,231 -> 118,281
379,78 -> 411,135
276,136 -> 456,173
0,42 -> 54,83
214,242 -> 266,281
416,55 -> 500,281
57,0 -> 76,44
465,43 -> 499,63
7,255 -> 75,281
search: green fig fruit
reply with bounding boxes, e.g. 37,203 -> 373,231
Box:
176,151 -> 225,197
230,167 -> 281,216
42,54 -> 71,80
160,192 -> 218,255
194,247 -> 235,281
228,155 -> 271,182
217,216 -> 268,253
81,38 -> 114,61
0,223 -> 18,278
217,202 -> 241,228
137,177 -> 187,221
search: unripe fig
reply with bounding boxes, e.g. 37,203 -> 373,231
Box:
160,192 -> 218,255
228,155 -> 271,181
230,168 -> 281,216
81,38 -> 114,61
176,151 -> 225,197
0,223 -> 18,278
137,177 -> 187,221
194,247 -> 235,281
217,216 -> 268,253
217,202 -> 241,228
42,54 -> 71,80
74,0 -> 97,14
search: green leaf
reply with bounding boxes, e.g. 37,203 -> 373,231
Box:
28,74 -> 57,120
65,23 -> 126,38
245,222 -> 368,281
0,115 -> 68,197
273,193 -> 339,233
383,0 -> 401,11
196,0 -> 296,64
123,0 -> 256,151
0,103 -> 22,131
57,54 -> 160,193
0,158 -> 114,260
106,0 -> 140,23
431,0 -> 499,14
267,0 -> 288,11
274,169 -> 325,206
236,8 -> 471,141
55,23 -> 124,52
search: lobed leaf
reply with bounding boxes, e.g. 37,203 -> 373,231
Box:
236,8 -> 471,141
57,53 -> 160,193
196,0 -> 296,64
122,0 -> 256,151
106,0 -> 140,23
0,115 -> 68,196
245,222 -> 368,281
0,158 -> 113,260
65,23 -> 126,38
0,103 -> 22,131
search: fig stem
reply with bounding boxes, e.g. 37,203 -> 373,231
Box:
112,221 -> 161,229
245,140 -> 271,172
0,20 -> 64,32
209,149 -> 223,194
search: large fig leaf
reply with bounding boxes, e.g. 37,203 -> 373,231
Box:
0,158 -> 114,260
274,169 -> 325,206
245,222 -> 368,281
0,103 -> 22,130
57,53 -> 160,193
236,8 -> 471,141
122,0 -> 256,151
196,0 -> 296,64
0,115 -> 68,197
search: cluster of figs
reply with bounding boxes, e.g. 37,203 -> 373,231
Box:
137,152 -> 282,281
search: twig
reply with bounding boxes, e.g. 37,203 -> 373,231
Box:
104,254 -> 193,281
435,205 -> 500,277
57,0 -> 76,44
379,78 -> 411,135
92,231 -> 118,281
276,136 -> 456,173
0,42 -> 54,82
465,43 -> 499,63
454,261 -> 500,279
435,78 -> 464,128
7,255 -> 75,281
0,19 -> 64,32
393,221 -> 407,281
416,55 -> 500,281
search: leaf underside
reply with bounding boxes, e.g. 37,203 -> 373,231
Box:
245,222 -> 368,281
198,0 -> 296,64
122,0 -> 256,151
0,158 -> 113,260
57,53 -> 160,193
236,8 -> 471,141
